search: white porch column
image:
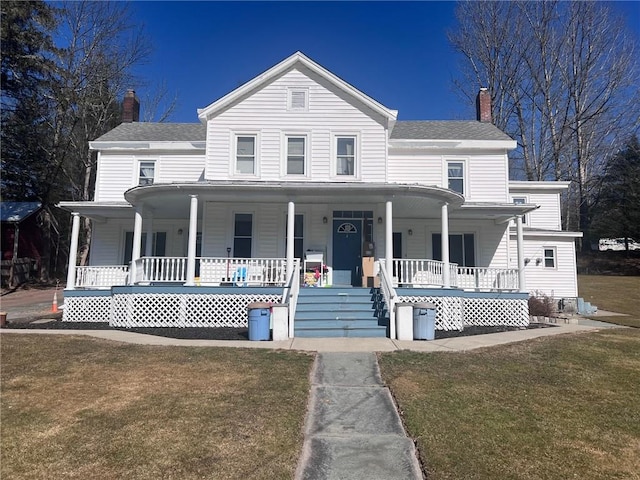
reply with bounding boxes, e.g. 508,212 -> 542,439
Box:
65,212 -> 81,290
185,195 -> 198,286
516,215 -> 526,292
145,215 -> 153,257
385,200 -> 393,280
130,205 -> 144,285
441,203 -> 450,288
286,201 -> 295,280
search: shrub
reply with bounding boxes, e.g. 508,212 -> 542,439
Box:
528,292 -> 556,317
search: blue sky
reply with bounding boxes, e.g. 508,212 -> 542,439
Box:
129,1 -> 640,123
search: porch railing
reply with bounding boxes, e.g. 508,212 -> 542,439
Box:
378,259 -> 398,339
391,259 -> 518,291
392,259 -> 458,288
135,256 -> 188,284
456,267 -> 519,291
75,265 -> 129,289
200,257 -> 287,286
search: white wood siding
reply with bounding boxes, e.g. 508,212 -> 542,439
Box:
398,219 -> 509,268
95,153 -> 205,201
510,235 -> 578,298
523,192 -> 563,230
205,68 -> 388,182
89,218 -> 188,265
387,152 -> 510,202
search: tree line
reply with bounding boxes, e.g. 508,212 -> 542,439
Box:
2,1 -> 173,282
450,0 -> 640,249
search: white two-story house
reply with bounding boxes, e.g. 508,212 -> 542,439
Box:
59,52 -> 581,338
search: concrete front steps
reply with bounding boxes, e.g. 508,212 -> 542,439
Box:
294,287 -> 388,338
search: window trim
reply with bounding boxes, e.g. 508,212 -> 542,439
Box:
445,159 -> 466,195
138,160 -> 156,186
543,246 -> 556,269
283,133 -> 309,177
332,133 -> 360,179
232,133 -> 259,177
287,87 -> 308,111
232,212 -> 254,258
512,196 -> 528,225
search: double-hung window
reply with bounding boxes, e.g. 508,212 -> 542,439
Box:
543,247 -> 556,268
233,213 -> 252,258
286,136 -> 306,175
336,137 -> 356,176
447,161 -> 464,194
139,161 -> 155,186
235,136 -> 256,175
432,233 -> 476,267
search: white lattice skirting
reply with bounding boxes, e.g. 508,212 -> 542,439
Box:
110,292 -> 281,328
462,297 -> 529,327
63,295 -> 112,323
397,291 -> 529,331
397,295 -> 463,331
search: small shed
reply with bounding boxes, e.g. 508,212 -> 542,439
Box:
1,202 -> 43,287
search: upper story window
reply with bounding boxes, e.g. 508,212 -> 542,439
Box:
235,136 -> 256,175
336,137 -> 356,176
447,161 -> 464,194
139,161 -> 155,186
288,88 -> 308,111
512,197 -> 528,224
286,136 -> 306,175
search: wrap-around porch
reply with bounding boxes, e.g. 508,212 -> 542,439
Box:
61,181 -> 533,337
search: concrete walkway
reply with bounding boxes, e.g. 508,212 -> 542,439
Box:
295,352 -> 422,480
0,322 -> 619,352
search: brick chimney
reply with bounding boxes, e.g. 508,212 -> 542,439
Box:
476,87 -> 492,123
122,89 -> 140,123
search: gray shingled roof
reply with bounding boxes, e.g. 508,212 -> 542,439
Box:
93,120 -> 512,143
390,121 -> 513,141
93,123 -> 206,142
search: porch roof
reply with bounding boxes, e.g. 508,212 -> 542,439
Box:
122,181 -> 465,218
59,182 -> 536,222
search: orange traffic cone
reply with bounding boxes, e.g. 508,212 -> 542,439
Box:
51,291 -> 59,313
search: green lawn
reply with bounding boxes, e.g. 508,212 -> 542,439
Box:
379,329 -> 640,479
579,274 -> 640,327
1,335 -> 314,479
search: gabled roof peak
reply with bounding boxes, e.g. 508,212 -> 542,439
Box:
197,51 -> 397,123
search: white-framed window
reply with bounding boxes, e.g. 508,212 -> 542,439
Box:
288,88 -> 308,111
336,136 -> 356,176
286,136 -> 306,175
543,247 -> 556,268
235,135 -> 256,175
512,196 -> 528,224
138,161 -> 156,186
432,233 -> 476,267
447,161 -> 465,194
233,213 -> 253,258
123,231 -> 166,264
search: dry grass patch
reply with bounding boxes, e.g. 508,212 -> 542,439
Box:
578,274 -> 640,321
379,329 -> 640,480
1,335 -> 313,479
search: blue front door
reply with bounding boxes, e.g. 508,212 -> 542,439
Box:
332,219 -> 362,286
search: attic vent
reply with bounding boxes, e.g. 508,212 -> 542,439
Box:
288,88 -> 308,111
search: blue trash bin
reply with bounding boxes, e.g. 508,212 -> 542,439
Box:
248,302 -> 271,341
413,303 -> 436,340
